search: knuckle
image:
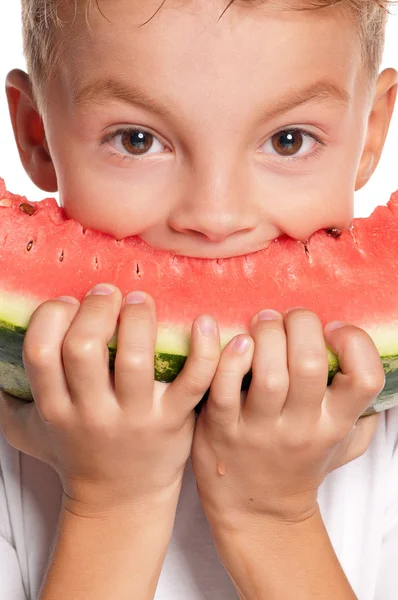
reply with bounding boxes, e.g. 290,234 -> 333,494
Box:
283,431 -> 315,454
186,376 -> 209,396
293,354 -> 326,380
23,342 -> 54,369
255,322 -> 282,339
253,373 -> 289,396
194,351 -> 219,374
116,350 -> 150,372
84,296 -> 111,312
63,336 -> 104,363
209,393 -> 237,417
356,372 -> 386,397
180,371 -> 211,396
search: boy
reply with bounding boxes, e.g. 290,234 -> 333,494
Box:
0,0 -> 398,598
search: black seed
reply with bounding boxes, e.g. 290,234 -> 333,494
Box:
19,203 -> 37,216
26,240 -> 34,252
59,250 -> 64,262
326,228 -> 342,238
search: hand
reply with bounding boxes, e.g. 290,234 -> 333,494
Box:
192,308 -> 384,526
0,284 -> 220,515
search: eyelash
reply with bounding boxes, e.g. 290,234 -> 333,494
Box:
100,126 -> 327,163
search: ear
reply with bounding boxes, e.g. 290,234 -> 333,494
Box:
5,69 -> 58,193
355,68 -> 398,191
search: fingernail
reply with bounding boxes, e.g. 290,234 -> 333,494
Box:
325,321 -> 346,332
126,291 -> 146,304
88,284 -> 116,296
257,309 -> 280,321
284,306 -> 306,316
197,315 -> 216,336
56,296 -> 80,305
233,335 -> 251,353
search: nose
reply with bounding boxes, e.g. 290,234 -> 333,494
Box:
168,166 -> 259,243
172,217 -> 255,243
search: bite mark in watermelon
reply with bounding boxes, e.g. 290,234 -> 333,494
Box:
0,178 -> 397,417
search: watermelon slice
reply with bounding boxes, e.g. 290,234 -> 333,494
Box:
0,177 -> 397,417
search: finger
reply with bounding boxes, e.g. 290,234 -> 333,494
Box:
0,390 -> 48,460
283,309 -> 329,423
62,284 -> 122,407
23,296 -> 80,422
245,309 -> 288,421
324,323 -> 386,426
165,315 -> 221,419
206,334 -> 254,430
115,291 -> 156,413
329,413 -> 381,470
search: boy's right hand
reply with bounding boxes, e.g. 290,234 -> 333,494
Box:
0,284 -> 220,515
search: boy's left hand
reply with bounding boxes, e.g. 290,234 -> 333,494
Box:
192,308 -> 385,526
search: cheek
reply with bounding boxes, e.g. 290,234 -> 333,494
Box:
45,113 -> 171,238
47,141 -> 169,238
273,131 -> 365,239
274,186 -> 355,242
57,172 -> 167,239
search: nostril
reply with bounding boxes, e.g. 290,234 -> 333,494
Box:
170,221 -> 258,243
186,227 -> 253,243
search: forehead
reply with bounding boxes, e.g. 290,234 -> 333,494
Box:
54,0 -> 362,118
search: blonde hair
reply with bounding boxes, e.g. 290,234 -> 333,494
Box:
22,0 -> 391,109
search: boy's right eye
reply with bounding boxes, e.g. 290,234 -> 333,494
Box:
101,127 -> 170,159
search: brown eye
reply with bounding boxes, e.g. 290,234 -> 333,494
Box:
271,130 -> 303,156
121,130 -> 154,155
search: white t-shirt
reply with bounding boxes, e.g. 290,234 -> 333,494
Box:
1,407 -> 398,600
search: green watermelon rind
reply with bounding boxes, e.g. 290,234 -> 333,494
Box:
1,319 -> 397,418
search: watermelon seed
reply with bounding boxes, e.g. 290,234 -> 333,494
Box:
326,228 -> 342,238
135,262 -> 142,278
19,203 -> 37,216
94,256 -> 99,270
59,250 -> 64,262
26,240 -> 34,252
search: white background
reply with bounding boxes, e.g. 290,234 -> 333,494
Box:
0,3 -> 397,215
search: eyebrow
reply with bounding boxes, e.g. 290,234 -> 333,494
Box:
259,80 -> 352,123
72,77 -> 352,122
73,78 -> 175,119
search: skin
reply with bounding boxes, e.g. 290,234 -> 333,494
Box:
1,0 -> 397,598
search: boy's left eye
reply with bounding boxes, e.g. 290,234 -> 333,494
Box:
260,129 -> 320,158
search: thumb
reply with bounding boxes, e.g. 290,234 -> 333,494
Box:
330,412 -> 381,471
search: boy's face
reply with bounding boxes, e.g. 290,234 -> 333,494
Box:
18,1 -> 397,257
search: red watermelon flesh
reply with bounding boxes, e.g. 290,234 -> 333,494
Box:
0,177 -> 397,416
